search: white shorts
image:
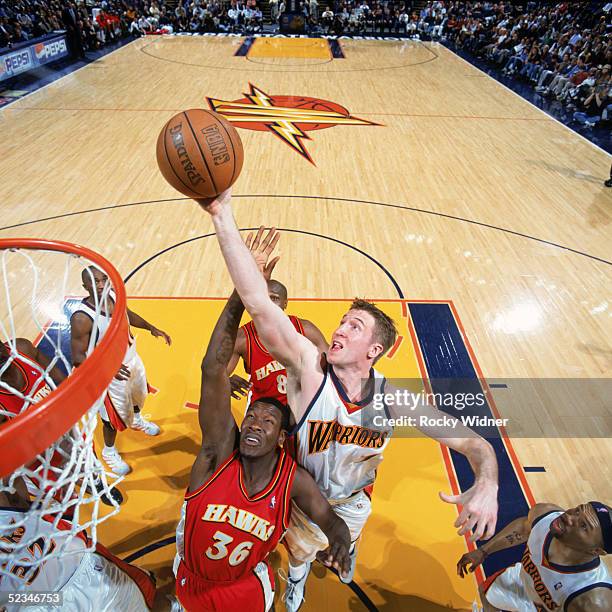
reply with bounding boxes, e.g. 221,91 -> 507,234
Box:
17,552 -> 148,612
284,491 -> 371,563
100,353 -> 147,429
485,563 -> 537,611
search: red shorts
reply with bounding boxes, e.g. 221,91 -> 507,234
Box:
176,560 -> 274,612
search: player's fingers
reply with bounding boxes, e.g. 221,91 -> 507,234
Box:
457,561 -> 464,578
457,516 -> 474,536
440,490 -> 461,505
470,519 -> 487,542
259,226 -> 275,251
252,226 -> 265,250
245,232 -> 254,249
262,230 -> 279,257
482,517 -> 496,541
454,506 -> 469,529
265,231 -> 280,255
266,256 -> 280,276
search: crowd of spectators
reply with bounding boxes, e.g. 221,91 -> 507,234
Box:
2,0 -> 611,131
437,1 -> 611,129
0,0 -> 268,54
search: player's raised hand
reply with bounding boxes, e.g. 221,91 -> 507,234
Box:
457,549 -> 487,578
195,188 -> 232,216
150,326 -> 172,346
440,481 -> 498,542
245,226 -> 280,280
229,374 -> 251,399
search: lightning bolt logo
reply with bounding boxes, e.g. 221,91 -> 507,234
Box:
207,84 -> 380,165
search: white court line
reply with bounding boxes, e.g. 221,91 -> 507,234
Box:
0,38 -> 139,113
436,41 -> 611,158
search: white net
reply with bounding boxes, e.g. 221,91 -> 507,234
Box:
0,243 -> 127,592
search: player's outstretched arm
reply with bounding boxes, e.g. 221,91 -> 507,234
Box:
389,393 -> 499,541
196,193 -> 319,377
457,515 -> 530,577
291,466 -> 351,578
126,308 -> 172,346
456,503 -> 562,577
190,290 -> 244,492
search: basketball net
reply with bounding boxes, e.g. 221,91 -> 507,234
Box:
0,240 -> 128,587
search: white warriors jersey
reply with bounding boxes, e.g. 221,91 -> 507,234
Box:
294,363 -> 392,501
518,511 -> 612,610
71,295 -> 136,362
0,509 -> 86,597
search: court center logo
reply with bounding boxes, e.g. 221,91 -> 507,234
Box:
207,84 -> 380,165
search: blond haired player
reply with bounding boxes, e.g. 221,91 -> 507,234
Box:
458,501 -> 612,611
197,192 -> 499,611
70,267 -> 171,476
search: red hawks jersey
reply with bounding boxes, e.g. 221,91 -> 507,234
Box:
242,316 -> 305,404
182,449 -> 296,582
0,349 -> 52,417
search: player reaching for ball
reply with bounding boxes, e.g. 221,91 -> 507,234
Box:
173,234 -> 350,611
457,501 -> 612,611
197,190 -> 499,611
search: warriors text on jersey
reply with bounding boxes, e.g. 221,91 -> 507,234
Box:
242,316 -> 305,404
294,360 -> 392,501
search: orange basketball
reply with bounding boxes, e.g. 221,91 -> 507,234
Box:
156,109 -> 244,199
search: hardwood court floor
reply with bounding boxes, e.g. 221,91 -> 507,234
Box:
1,36 -> 610,609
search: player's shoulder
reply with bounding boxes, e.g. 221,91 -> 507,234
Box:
69,307 -> 94,328
14,337 -> 36,357
566,586 -> 612,612
527,502 -> 563,527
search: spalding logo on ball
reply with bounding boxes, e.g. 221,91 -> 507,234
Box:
156,109 -> 244,199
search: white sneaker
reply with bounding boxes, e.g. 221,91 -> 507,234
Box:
102,447 -> 131,476
132,413 -> 161,436
282,562 -> 310,612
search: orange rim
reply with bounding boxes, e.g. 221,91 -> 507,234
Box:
0,239 -> 128,478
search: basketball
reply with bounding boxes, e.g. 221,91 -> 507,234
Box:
156,109 -> 244,199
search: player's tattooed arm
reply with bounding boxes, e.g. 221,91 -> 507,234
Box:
201,195 -> 321,384
291,466 -> 351,578
457,515 -> 531,577
190,290 -> 245,491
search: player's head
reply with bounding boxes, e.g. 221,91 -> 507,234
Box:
81,266 -> 108,300
239,397 -> 290,458
268,279 -> 288,311
550,502 -> 611,557
328,299 -> 397,367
